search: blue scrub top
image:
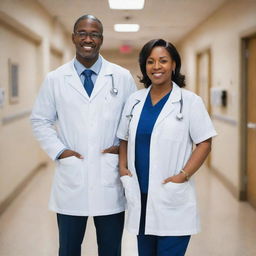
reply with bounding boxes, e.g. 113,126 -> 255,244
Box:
135,90 -> 171,193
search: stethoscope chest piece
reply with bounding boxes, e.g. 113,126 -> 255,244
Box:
110,87 -> 118,96
176,113 -> 183,120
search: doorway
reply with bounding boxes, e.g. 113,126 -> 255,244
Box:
244,36 -> 256,209
196,49 -> 212,167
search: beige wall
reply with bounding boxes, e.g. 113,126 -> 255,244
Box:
50,47 -> 64,71
0,0 -> 73,211
178,0 -> 256,198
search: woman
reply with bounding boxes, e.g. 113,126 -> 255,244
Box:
117,39 -> 217,256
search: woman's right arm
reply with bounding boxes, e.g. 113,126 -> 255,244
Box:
119,140 -> 132,177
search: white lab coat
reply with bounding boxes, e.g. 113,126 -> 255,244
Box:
31,57 -> 137,216
117,83 -> 217,236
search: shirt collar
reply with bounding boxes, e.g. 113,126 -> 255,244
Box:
74,55 -> 102,76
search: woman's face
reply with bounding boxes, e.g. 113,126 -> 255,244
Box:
146,46 -> 176,87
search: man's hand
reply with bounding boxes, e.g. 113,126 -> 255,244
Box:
58,149 -> 83,159
162,172 -> 187,184
102,146 -> 119,154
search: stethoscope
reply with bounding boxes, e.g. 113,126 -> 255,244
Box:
176,94 -> 183,120
125,92 -> 184,138
110,74 -> 118,96
125,99 -> 141,139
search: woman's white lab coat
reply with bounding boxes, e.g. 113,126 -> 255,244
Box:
31,57 -> 136,216
117,83 -> 217,236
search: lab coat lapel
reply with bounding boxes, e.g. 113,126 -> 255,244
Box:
154,83 -> 181,127
129,87 -> 151,142
89,57 -> 112,101
65,59 -> 89,100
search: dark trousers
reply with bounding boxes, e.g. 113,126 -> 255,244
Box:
57,211 -> 124,256
137,193 -> 190,256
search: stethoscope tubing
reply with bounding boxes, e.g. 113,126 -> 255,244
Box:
110,74 -> 118,96
125,91 -> 184,138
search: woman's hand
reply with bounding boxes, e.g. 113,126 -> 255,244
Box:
102,146 -> 119,154
162,172 -> 187,184
58,149 -> 83,159
119,167 -> 132,177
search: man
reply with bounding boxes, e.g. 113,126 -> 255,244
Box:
31,14 -> 136,256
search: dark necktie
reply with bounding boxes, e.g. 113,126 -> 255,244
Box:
82,69 -> 94,97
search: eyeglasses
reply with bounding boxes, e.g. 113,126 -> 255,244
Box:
74,31 -> 102,39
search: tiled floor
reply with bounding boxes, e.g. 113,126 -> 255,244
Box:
0,163 -> 255,256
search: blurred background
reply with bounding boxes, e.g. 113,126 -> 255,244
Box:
0,0 -> 256,255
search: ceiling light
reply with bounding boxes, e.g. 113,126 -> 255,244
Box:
108,0 -> 145,10
114,24 -> 140,32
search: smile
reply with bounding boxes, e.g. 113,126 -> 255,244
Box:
83,46 -> 93,50
152,72 -> 163,78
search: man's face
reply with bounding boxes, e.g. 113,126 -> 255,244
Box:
72,18 -> 103,65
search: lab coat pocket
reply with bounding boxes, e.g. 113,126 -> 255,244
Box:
160,118 -> 185,142
101,153 -> 120,187
103,93 -> 123,120
160,181 -> 190,208
57,156 -> 84,188
120,175 -> 138,207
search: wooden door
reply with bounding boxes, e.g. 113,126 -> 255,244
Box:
197,51 -> 211,110
196,50 -> 212,166
246,37 -> 256,208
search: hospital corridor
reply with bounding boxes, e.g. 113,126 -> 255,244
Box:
0,0 -> 256,255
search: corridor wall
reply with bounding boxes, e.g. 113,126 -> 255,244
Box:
178,0 -> 256,199
0,0 -> 73,213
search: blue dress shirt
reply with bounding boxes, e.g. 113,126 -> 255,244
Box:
74,56 -> 102,85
